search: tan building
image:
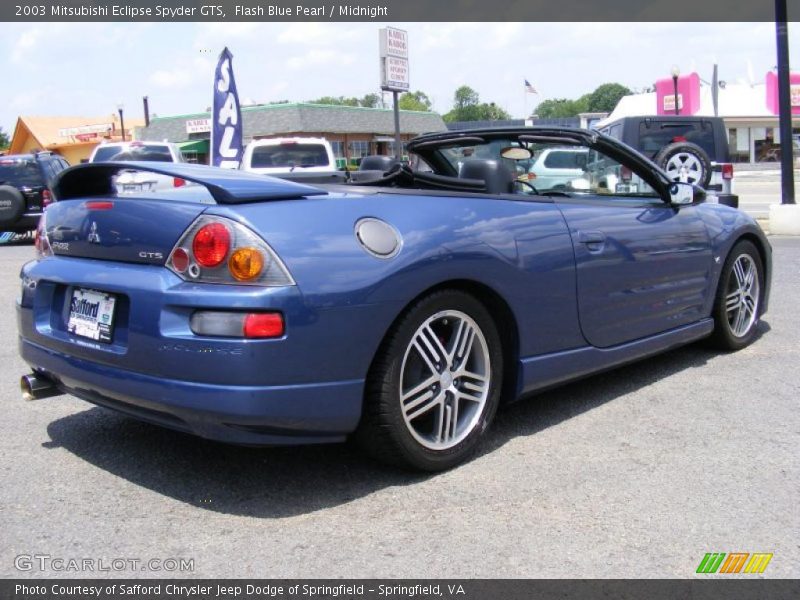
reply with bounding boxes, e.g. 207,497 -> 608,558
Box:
7,115 -> 143,165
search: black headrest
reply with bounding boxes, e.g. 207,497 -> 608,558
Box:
359,155 -> 400,172
459,159 -> 514,194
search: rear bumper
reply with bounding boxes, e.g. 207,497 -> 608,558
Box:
19,336 -> 363,445
16,256 -> 381,446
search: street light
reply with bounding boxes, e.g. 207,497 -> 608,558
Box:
670,65 -> 680,115
117,102 -> 126,142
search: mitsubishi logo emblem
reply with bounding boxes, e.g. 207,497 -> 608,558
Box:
87,222 -> 101,244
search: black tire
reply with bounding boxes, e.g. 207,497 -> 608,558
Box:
654,142 -> 712,188
707,240 -> 764,351
0,185 -> 26,228
355,290 -> 503,471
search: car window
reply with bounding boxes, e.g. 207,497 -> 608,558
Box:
0,158 -> 45,187
93,145 -> 175,162
582,147 -> 659,197
637,121 -> 716,158
250,144 -> 331,168
543,150 -> 586,169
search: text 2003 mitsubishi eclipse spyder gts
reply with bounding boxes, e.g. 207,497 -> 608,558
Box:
18,127 -> 771,471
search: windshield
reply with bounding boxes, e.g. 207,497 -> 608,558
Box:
0,158 -> 44,187
251,144 -> 330,169
94,145 -> 175,162
436,137 -> 659,197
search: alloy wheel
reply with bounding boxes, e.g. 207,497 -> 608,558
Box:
399,310 -> 491,450
725,254 -> 760,338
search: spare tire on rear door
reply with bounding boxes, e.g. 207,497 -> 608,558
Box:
654,141 -> 712,188
0,185 -> 26,228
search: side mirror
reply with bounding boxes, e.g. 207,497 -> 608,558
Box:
668,182 -> 703,206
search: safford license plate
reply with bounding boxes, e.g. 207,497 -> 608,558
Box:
67,288 -> 116,343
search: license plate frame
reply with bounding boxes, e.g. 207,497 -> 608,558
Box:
67,288 -> 117,344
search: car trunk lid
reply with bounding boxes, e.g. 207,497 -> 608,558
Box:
44,197 -> 207,266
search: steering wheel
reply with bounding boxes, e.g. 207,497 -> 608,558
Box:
515,179 -> 539,195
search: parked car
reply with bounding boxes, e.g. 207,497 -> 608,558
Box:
0,151 -> 69,234
241,137 -> 337,175
19,127 -> 770,471
88,141 -> 187,193
525,146 -> 589,190
597,116 -> 737,207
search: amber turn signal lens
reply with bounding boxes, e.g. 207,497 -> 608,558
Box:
228,247 -> 265,281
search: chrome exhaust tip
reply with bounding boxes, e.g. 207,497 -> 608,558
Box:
20,373 -> 61,401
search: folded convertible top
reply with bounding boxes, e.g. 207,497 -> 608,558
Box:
52,161 -> 328,204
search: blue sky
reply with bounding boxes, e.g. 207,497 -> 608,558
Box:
0,21 -> 797,134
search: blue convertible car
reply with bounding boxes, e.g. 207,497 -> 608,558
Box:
17,127 -> 771,470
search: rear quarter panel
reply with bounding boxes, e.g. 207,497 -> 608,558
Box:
208,191 -> 584,380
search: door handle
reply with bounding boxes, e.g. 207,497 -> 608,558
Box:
577,230 -> 606,252
577,231 -> 606,244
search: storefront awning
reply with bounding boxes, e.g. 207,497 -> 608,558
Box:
178,139 -> 209,154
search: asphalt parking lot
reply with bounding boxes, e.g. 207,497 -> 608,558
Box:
1,237 -> 798,579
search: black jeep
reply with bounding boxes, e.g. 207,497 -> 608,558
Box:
598,116 -> 737,207
0,151 -> 70,234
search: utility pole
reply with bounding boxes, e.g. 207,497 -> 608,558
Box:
775,0 -> 795,204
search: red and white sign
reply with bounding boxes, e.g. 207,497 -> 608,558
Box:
380,27 -> 408,59
58,123 -> 112,138
186,118 -> 211,134
379,27 -> 410,92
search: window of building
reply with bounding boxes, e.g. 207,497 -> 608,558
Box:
728,128 -> 750,163
330,141 -> 345,158
349,140 -> 370,158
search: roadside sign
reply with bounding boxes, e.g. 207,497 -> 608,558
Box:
379,27 -> 409,92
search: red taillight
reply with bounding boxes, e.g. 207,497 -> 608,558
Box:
171,247 -> 189,273
721,163 -> 734,180
173,177 -> 186,188
620,166 -> 632,182
42,189 -> 52,208
243,313 -> 284,338
84,200 -> 114,210
192,223 -> 230,267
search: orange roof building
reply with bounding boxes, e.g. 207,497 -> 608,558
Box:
7,115 -> 144,165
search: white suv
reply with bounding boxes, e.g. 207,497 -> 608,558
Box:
88,141 -> 187,193
241,137 -> 337,175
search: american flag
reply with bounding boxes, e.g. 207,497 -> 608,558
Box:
524,79 -> 538,94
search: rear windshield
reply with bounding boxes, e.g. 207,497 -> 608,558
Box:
251,144 -> 330,168
0,159 -> 44,187
637,122 -> 716,158
94,145 -> 175,162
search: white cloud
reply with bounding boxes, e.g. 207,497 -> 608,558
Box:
287,49 -> 356,70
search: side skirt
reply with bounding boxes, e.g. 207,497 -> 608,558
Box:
515,319 -> 715,398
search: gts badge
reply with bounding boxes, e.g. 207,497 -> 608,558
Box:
51,241 -> 69,252
139,251 -> 164,260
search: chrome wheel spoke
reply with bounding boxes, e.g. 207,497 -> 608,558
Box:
725,290 -> 741,313
405,390 -> 443,421
457,371 -> 488,402
448,319 -> 476,369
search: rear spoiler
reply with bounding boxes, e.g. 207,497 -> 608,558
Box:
52,161 -> 328,204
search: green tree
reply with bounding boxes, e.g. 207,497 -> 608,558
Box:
534,98 -> 581,118
360,93 -> 381,108
586,83 -> 631,113
443,86 -> 511,122
398,90 -> 432,112
453,85 -> 479,110
0,127 -> 9,150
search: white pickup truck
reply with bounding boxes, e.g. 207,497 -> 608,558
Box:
240,137 -> 337,176
88,141 -> 188,193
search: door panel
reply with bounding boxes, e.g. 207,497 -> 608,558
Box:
557,195 -> 712,348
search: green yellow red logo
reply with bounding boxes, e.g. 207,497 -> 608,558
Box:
696,552 -> 773,574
